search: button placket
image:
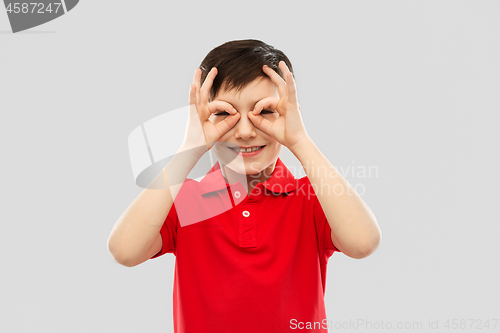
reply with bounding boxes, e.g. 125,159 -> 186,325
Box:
238,204 -> 257,248
236,184 -> 262,248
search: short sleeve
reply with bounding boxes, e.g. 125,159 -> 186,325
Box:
313,191 -> 341,258
150,202 -> 179,259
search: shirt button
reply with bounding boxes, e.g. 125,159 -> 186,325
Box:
234,191 -> 241,199
242,210 -> 250,217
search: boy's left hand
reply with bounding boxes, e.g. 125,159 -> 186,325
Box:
248,61 -> 310,151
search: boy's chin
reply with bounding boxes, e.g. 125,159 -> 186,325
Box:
223,156 -> 275,175
225,160 -> 265,175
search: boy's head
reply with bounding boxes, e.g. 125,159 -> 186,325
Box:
199,39 -> 294,102
198,39 -> 294,178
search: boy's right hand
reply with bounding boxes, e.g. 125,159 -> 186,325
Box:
181,67 -> 240,153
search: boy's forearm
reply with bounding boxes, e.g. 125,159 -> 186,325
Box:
289,137 -> 381,259
107,145 -> 205,266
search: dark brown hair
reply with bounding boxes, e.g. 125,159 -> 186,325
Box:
199,39 -> 294,101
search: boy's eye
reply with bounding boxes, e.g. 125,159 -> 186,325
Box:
213,110 -> 274,116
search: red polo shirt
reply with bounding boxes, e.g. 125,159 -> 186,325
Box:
150,157 -> 340,332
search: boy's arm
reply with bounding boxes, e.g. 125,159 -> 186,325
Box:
107,146 -> 204,267
248,61 -> 380,259
289,137 -> 381,259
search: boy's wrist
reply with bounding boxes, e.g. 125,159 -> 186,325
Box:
288,135 -> 315,157
162,145 -> 205,190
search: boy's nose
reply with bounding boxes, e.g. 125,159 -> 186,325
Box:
234,111 -> 257,140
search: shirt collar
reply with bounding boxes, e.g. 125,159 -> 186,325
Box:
198,157 -> 297,195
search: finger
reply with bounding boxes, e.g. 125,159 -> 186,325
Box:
188,84 -> 206,124
192,68 -> 202,106
200,67 -> 217,105
215,112 -> 241,136
207,100 -> 237,116
279,61 -> 298,106
193,68 -> 202,91
252,97 -> 280,116
189,84 -> 197,107
247,109 -> 274,135
262,65 -> 287,98
278,60 -> 292,76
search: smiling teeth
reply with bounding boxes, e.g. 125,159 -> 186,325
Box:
231,146 -> 263,153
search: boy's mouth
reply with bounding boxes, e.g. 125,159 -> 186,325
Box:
228,145 -> 266,154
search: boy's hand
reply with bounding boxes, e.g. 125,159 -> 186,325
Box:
247,61 -> 310,152
182,67 -> 241,152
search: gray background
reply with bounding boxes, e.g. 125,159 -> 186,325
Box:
1,1 -> 499,332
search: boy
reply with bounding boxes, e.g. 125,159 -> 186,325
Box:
107,39 -> 381,333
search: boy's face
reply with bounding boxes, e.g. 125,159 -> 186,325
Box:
209,77 -> 282,175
